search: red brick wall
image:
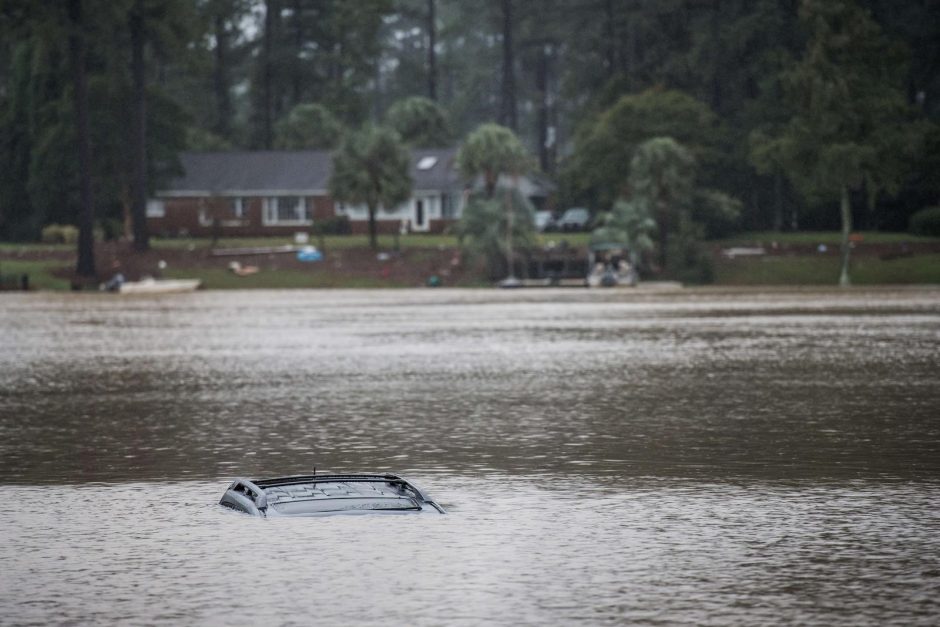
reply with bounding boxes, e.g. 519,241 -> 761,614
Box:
148,195 -> 335,237
309,196 -> 334,222
347,218 -> 457,235
348,219 -> 406,235
148,195 -> 457,236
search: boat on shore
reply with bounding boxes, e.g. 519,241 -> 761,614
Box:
117,278 -> 201,294
586,242 -> 639,287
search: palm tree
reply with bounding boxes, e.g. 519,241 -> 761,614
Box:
457,123 -> 532,285
329,126 -> 412,250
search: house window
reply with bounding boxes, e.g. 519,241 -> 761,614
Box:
263,197 -> 310,225
441,194 -> 456,219
227,197 -> 245,219
146,200 -> 165,218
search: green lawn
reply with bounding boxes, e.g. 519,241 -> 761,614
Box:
714,253 -> 940,285
536,231 -> 591,247
152,233 -> 458,251
4,231 -> 938,290
0,242 -> 73,254
0,259 -> 71,290
713,231 -> 940,246
153,231 -> 591,251
163,267 -> 410,289
2,230 -> 932,255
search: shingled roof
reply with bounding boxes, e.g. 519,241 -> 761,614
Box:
158,147 -> 460,196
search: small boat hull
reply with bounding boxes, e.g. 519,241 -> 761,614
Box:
118,278 -> 201,294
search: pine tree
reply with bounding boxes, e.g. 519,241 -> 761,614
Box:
754,0 -> 923,285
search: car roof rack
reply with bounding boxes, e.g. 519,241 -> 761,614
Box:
245,473 -> 438,508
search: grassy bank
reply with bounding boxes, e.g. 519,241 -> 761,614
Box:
0,259 -> 72,290
2,231 -> 938,290
714,253 -> 940,285
713,231 -> 940,246
162,267 -> 410,289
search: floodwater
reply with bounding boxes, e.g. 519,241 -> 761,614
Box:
1,287 -> 938,625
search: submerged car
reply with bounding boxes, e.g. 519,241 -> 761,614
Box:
219,473 -> 445,517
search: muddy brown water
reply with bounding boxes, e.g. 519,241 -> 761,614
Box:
1,288 -> 939,625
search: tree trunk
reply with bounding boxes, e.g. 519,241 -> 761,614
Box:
367,203 -> 378,250
863,175 -> 878,230
292,0 -> 303,106
604,0 -> 615,79
839,184 -> 852,287
67,0 -> 96,278
657,201 -> 669,271
504,183 -> 514,279
213,12 -> 231,136
130,0 -> 150,252
710,0 -> 723,114
427,0 -> 437,100
485,170 -> 496,199
499,0 -> 516,130
772,170 -> 783,232
261,0 -> 277,148
623,3 -> 636,87
121,187 -> 133,240
536,44 -> 549,172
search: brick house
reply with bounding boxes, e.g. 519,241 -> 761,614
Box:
147,148 -> 464,237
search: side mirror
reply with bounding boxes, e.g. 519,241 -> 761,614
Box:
254,492 -> 268,511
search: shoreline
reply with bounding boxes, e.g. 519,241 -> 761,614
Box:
2,232 -> 940,291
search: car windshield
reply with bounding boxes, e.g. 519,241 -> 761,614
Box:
271,496 -> 420,515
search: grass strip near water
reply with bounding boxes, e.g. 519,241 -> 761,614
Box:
714,253 -> 940,285
151,231 -> 591,251
3,231 -> 937,289
713,231 -> 940,246
163,267 -> 409,289
0,259 -> 72,290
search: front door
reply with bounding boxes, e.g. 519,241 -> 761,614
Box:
412,198 -> 429,232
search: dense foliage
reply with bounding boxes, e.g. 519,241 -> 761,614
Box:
328,125 -> 412,250
386,96 -> 452,148
457,123 -> 532,198
0,0 -> 937,271
456,188 -> 535,279
908,207 -> 940,237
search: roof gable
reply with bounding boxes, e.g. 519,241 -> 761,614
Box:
159,147 -> 459,196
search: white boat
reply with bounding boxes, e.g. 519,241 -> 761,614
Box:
118,278 -> 201,294
587,242 -> 638,288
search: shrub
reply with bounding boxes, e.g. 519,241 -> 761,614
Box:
98,218 -> 124,242
40,224 -> 79,244
909,207 -> 940,237
313,215 -> 351,235
665,213 -> 714,284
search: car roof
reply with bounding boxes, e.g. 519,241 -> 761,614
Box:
221,474 -> 445,516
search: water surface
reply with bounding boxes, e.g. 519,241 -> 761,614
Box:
1,288 -> 938,624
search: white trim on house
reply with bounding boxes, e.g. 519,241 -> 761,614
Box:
157,189 -> 328,198
335,190 -> 461,232
262,196 -> 313,226
197,197 -> 248,227
146,199 -> 165,218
